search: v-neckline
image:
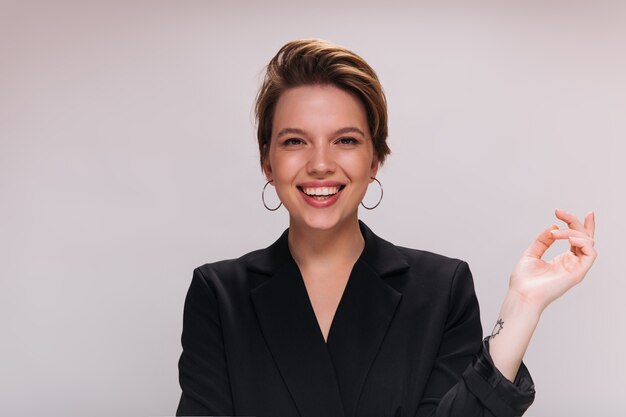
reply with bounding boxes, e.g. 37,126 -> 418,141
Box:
286,228 -> 367,347
300,263 -> 359,347
248,220 -> 408,417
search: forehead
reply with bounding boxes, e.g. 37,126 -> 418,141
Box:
272,84 -> 369,136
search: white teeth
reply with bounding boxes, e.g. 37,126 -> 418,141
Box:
302,186 -> 340,196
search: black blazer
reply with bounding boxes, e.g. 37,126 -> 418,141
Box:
176,221 -> 535,417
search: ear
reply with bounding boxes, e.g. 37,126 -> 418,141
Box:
262,144 -> 273,182
369,155 -> 380,180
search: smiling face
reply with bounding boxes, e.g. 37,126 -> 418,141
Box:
263,84 -> 379,232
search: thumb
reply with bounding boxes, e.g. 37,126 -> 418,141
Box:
524,224 -> 559,259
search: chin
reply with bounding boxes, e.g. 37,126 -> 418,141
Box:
291,211 -> 356,232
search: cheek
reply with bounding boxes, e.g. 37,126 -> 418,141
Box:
337,153 -> 375,180
269,153 -> 305,183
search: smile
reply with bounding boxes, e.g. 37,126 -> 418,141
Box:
296,184 -> 346,204
300,185 -> 343,197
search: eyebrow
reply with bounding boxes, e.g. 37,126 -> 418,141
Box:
275,126 -> 366,139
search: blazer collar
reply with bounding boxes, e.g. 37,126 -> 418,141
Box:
247,221 -> 409,417
245,220 -> 410,278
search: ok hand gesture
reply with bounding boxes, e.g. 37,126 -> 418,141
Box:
508,209 -> 597,312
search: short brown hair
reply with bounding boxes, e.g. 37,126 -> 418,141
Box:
255,39 -> 390,169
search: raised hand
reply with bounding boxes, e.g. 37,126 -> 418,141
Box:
488,209 -> 598,381
508,209 -> 597,312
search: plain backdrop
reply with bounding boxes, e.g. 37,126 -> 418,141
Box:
1,1 -> 624,416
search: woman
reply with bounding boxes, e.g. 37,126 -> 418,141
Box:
176,39 -> 596,417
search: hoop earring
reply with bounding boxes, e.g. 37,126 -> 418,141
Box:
360,177 -> 383,210
262,180 -> 282,211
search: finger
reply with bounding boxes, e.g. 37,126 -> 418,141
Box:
583,211 -> 596,238
551,228 -> 594,256
524,224 -> 559,259
550,228 -> 595,243
555,208 -> 586,233
568,236 -> 598,269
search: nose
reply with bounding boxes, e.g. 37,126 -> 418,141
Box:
306,144 -> 336,176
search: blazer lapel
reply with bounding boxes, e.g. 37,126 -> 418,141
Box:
249,231 -> 346,417
246,221 -> 409,417
326,221 -> 409,417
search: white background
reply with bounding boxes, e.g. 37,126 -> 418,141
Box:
1,0 -> 624,416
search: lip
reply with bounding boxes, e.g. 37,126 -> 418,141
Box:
296,181 -> 346,208
297,180 -> 346,188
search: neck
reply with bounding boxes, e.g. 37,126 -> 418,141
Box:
287,217 -> 365,270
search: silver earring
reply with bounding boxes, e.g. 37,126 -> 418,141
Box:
262,180 -> 282,211
360,177 -> 383,210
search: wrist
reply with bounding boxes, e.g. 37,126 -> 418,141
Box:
488,290 -> 544,381
500,290 -> 544,323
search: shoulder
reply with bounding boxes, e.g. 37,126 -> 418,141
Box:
195,251 -> 254,276
193,247 -> 265,285
357,220 -> 476,297
395,244 -> 468,276
194,227 -> 289,280
387,243 -> 476,298
388,244 -> 479,323
189,234 -> 291,299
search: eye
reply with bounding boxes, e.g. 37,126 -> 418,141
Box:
283,137 -> 304,146
336,136 -> 359,145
